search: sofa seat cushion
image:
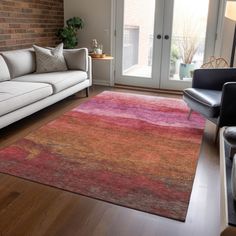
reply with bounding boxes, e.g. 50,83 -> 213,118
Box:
183,88 -> 222,118
0,81 -> 53,117
14,71 -> 87,94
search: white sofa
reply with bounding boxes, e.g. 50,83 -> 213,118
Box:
0,47 -> 92,129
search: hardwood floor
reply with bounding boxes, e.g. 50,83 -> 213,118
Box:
0,86 -> 220,236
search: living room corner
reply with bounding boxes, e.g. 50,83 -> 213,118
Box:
0,1 -> 236,236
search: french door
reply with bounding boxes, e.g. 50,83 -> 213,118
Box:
115,0 -> 219,90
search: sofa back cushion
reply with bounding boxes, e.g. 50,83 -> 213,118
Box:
1,49 -> 36,78
0,55 -> 10,82
63,48 -> 88,71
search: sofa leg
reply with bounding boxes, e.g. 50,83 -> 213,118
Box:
187,109 -> 193,120
85,87 -> 89,97
215,125 -> 220,143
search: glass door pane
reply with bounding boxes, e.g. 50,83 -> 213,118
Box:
122,0 -> 156,78
169,0 -> 210,81
115,0 -> 218,90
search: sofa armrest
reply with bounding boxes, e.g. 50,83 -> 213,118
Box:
87,56 -> 92,86
63,48 -> 88,72
219,82 -> 236,127
192,68 -> 236,90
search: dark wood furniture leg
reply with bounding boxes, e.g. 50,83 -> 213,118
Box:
86,87 -> 89,97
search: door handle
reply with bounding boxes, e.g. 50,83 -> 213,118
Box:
164,35 -> 170,40
157,34 -> 162,39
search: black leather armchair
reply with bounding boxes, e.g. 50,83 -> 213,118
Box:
183,68 -> 236,140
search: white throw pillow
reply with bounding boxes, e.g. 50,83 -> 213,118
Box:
33,43 -> 68,73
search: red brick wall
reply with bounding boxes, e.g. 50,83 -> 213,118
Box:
0,0 -> 64,51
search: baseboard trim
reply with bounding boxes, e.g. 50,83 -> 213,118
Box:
114,84 -> 183,95
93,80 -> 111,86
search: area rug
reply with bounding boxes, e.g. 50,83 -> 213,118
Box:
0,91 -> 205,221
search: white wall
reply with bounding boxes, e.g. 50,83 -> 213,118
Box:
64,0 -> 113,86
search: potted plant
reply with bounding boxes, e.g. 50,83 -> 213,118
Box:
178,25 -> 199,80
56,17 -> 84,49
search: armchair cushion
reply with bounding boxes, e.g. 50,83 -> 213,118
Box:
183,88 -> 222,118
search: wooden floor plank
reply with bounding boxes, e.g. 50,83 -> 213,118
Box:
0,86 -> 220,236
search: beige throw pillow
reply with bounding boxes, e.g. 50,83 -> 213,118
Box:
33,43 -> 68,73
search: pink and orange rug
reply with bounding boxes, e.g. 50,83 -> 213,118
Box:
0,91 -> 205,221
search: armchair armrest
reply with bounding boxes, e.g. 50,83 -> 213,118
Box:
63,48 -> 88,72
219,82 -> 236,127
192,68 -> 236,90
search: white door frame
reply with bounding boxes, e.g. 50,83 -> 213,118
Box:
114,0 -> 164,88
111,0 -> 222,90
160,0 -> 220,90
